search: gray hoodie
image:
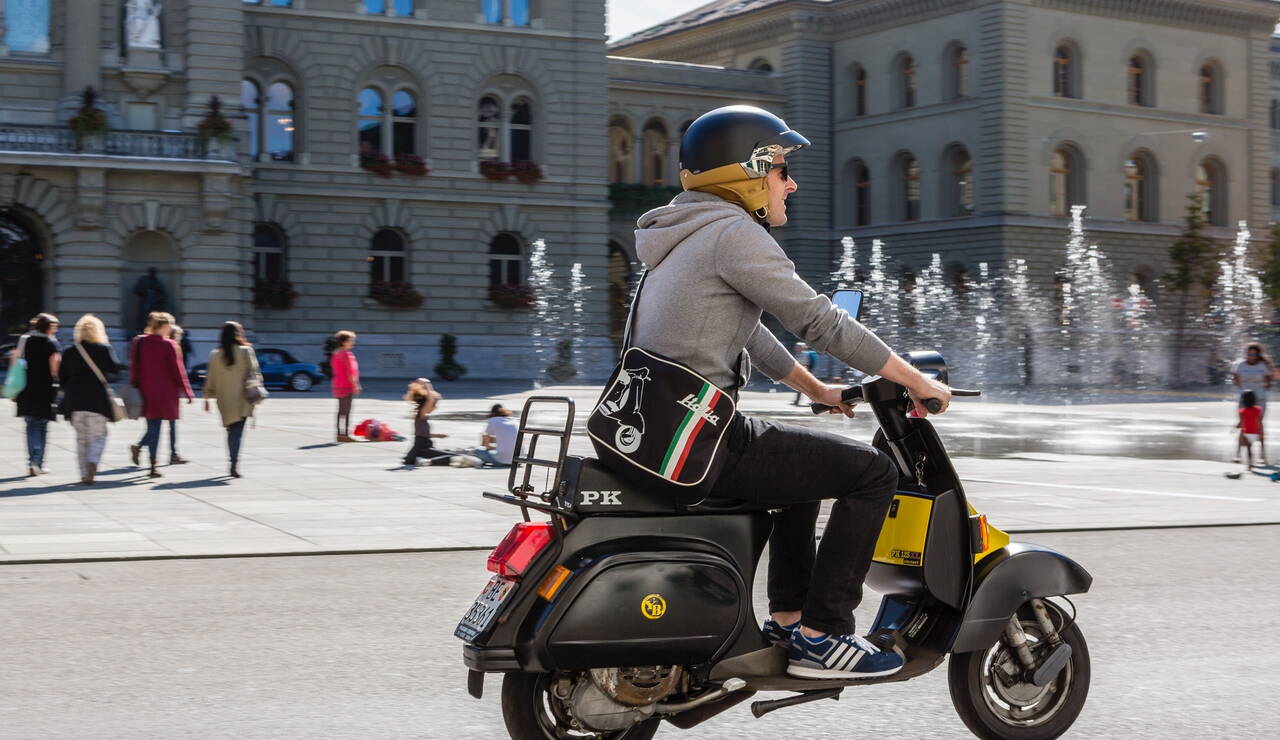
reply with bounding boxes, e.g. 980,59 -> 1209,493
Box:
630,190 -> 892,391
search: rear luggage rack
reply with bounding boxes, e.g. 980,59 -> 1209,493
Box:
483,396 -> 577,528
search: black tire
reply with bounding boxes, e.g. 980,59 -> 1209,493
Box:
948,603 -> 1090,740
288,372 -> 313,392
500,672 -> 660,740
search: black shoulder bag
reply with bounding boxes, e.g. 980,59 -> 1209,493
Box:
586,271 -> 740,504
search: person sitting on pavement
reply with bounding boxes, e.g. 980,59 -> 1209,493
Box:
402,378 -> 449,468
471,404 -> 518,468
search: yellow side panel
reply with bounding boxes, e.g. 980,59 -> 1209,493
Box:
872,494 -> 932,567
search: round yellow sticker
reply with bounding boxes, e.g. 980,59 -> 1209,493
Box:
640,594 -> 667,620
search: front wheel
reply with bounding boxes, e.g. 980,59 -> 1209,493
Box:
947,603 -> 1090,740
501,672 -> 660,740
289,372 -> 314,392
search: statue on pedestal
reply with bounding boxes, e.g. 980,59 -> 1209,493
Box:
132,266 -> 168,333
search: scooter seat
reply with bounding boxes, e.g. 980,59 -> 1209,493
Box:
558,456 -> 683,515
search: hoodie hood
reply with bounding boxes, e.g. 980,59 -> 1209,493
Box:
634,190 -> 752,268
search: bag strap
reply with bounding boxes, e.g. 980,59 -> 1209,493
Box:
621,270 -> 744,397
76,342 -> 111,389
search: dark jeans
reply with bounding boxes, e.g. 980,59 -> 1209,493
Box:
227,420 -> 246,464
24,416 -> 49,467
168,420 -> 178,455
138,419 -> 163,463
404,418 -> 449,465
708,415 -> 898,636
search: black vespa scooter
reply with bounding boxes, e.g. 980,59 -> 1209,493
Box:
457,294 -> 1092,740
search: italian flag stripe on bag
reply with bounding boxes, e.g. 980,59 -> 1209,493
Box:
660,383 -> 722,481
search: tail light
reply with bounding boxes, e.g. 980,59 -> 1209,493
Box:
487,521 -> 555,579
969,514 -> 990,554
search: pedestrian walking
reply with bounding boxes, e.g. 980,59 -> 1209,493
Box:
330,330 -> 361,443
1235,390 -> 1264,469
203,321 -> 261,479
402,378 -> 449,467
1231,342 -> 1274,464
791,342 -> 818,405
128,312 -> 194,478
11,313 -> 60,476
164,322 -> 190,464
472,403 -> 518,468
58,314 -> 120,485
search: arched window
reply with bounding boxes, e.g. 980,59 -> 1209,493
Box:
358,85 -> 418,158
897,153 -> 921,221
1127,53 -> 1153,107
1199,62 -> 1221,115
852,160 -> 871,226
948,45 -> 969,99
748,58 -> 773,74
608,121 -> 634,183
391,90 -> 417,155
241,80 -> 261,160
488,232 -> 523,287
4,0 -> 51,53
1053,44 -> 1077,98
0,210 -> 45,335
482,0 -> 530,26
476,83 -> 537,163
1049,145 -> 1083,217
263,81 -> 295,161
358,87 -> 385,156
1196,159 -> 1226,226
642,120 -> 668,185
853,65 -> 867,117
252,224 -> 286,283
946,146 -> 974,217
1124,151 -> 1157,222
369,228 -> 406,285
897,54 -> 917,108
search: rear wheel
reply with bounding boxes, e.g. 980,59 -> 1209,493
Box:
947,603 -> 1090,740
501,672 -> 660,740
289,372 -> 313,392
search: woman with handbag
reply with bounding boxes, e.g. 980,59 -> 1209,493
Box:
203,321 -> 261,478
12,313 -> 61,477
58,315 -> 121,485
128,312 -> 193,479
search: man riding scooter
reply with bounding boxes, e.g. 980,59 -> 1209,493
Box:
628,104 -> 951,679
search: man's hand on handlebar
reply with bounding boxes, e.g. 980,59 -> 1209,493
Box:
907,375 -> 951,417
814,385 -> 857,417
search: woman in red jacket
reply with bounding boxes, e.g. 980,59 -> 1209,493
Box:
128,312 -> 194,477
330,330 -> 361,443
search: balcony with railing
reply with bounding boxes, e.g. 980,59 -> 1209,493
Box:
0,125 -> 236,161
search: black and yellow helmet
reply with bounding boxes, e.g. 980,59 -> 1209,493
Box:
679,105 -> 810,220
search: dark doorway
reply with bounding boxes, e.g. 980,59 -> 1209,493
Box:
0,209 -> 45,337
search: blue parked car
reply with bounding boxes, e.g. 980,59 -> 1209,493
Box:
191,348 -> 325,392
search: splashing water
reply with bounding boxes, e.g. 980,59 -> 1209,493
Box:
1211,221 -> 1266,365
528,238 -> 554,388
831,237 -> 857,290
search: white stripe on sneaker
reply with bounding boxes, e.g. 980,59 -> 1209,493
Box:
841,650 -> 864,671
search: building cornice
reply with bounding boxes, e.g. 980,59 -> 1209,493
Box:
835,213 -> 1248,239
1030,0 -> 1280,33
608,79 -> 788,103
0,152 -> 243,175
1027,96 -> 1255,130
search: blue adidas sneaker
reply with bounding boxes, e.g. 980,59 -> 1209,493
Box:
786,630 -> 904,679
762,619 -> 798,646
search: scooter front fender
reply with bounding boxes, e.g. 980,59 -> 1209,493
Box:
950,543 -> 1092,653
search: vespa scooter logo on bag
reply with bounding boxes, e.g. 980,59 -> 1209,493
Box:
596,366 -> 652,453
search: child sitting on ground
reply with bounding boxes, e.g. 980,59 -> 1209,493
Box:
1235,389 -> 1263,469
402,378 -> 450,468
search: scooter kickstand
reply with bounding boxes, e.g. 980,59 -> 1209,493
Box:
750,687 -> 843,718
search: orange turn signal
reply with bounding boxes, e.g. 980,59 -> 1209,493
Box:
537,565 -> 572,601
974,514 -> 990,553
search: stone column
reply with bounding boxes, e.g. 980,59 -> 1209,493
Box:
779,12 -> 834,284
665,135 -> 681,186
64,0 -> 103,95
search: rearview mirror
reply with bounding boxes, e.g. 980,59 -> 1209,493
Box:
832,289 -> 863,321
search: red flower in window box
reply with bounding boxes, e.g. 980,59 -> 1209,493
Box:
360,151 -> 393,178
510,160 -> 543,184
480,160 -> 512,181
370,280 -> 424,308
488,283 -> 536,310
394,152 -> 429,177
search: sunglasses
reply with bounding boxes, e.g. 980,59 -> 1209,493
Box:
766,163 -> 789,181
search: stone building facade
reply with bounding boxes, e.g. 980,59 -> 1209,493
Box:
2,0 -> 1280,381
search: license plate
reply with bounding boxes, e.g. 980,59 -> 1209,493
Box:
455,575 -> 517,642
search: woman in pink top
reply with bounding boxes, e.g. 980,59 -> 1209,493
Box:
330,330 -> 361,442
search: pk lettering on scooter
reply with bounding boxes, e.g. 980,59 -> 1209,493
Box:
579,490 -> 622,506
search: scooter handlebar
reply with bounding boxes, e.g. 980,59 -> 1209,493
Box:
811,386 -> 981,415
